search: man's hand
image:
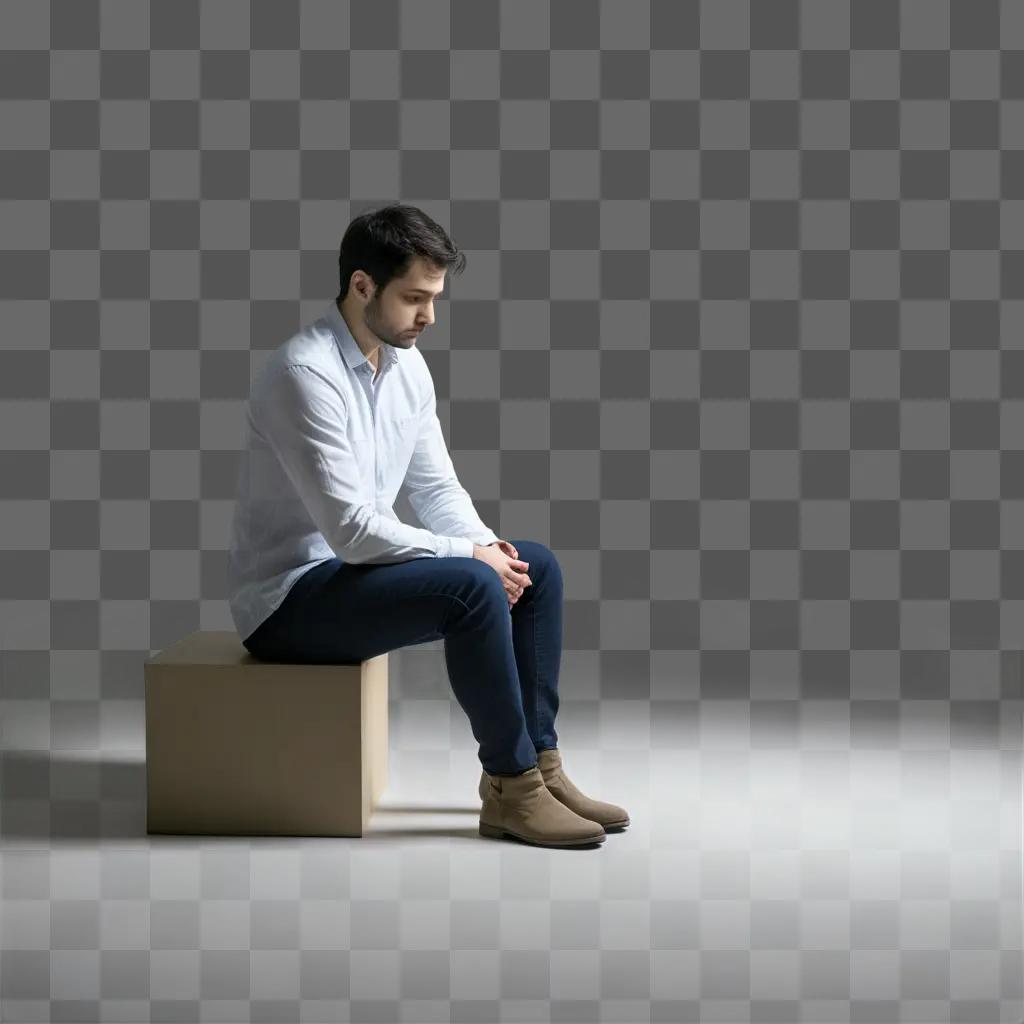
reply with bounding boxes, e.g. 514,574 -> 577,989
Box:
474,539 -> 530,608
490,540 -> 523,605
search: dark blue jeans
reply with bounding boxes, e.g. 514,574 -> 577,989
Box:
241,539 -> 560,776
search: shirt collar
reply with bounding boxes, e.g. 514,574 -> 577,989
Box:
324,300 -> 399,377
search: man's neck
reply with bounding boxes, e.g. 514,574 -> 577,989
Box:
337,298 -> 382,372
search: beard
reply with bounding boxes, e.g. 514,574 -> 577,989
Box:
364,296 -> 418,350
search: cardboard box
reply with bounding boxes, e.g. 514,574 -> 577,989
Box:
144,631 -> 388,836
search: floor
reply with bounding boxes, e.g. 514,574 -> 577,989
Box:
1,645 -> 1021,1023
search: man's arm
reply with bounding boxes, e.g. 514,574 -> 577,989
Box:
400,372 -> 500,548
257,363 -> 476,562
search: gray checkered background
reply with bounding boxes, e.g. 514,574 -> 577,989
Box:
1,0 -> 1023,1021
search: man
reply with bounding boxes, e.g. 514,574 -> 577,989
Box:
227,203 -> 628,848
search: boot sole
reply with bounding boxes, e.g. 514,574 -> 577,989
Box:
479,820 -> 605,847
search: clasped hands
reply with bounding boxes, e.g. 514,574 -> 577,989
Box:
483,539 -> 532,608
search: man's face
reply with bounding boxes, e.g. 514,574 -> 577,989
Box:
362,259 -> 445,351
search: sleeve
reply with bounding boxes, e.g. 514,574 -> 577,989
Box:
258,363 -> 476,563
400,367 -> 501,549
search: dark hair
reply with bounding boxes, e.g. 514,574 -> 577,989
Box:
336,202 -> 466,302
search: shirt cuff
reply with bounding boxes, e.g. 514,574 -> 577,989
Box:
441,535 -> 476,558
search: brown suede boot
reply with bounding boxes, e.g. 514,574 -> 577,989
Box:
478,765 -> 606,847
523,748 -> 630,831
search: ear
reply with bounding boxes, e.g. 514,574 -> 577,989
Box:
354,271 -> 375,302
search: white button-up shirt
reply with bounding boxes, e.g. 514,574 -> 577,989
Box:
226,299 -> 499,642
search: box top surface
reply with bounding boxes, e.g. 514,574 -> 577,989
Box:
146,631 -> 380,669
146,631 -> 258,666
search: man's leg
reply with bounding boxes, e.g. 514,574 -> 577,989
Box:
490,540 -> 629,831
241,554 -> 539,776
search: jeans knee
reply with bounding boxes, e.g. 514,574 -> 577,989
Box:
450,556 -> 508,610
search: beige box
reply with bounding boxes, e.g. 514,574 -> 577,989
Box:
144,631 -> 388,837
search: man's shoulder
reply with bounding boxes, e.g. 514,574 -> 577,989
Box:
282,317 -> 345,372
257,322 -> 349,388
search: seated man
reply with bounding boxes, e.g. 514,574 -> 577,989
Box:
227,202 -> 628,848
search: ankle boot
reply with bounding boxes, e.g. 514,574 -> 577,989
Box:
478,765 -> 606,847
478,750 -> 630,831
